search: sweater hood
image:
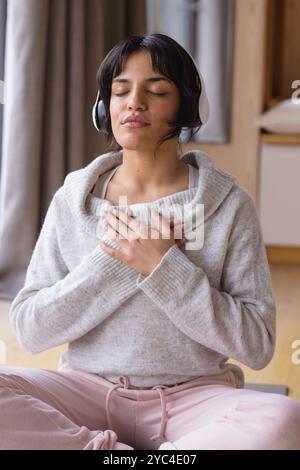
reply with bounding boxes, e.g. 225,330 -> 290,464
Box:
63,149 -> 236,235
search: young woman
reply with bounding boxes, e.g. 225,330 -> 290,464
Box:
1,33 -> 300,450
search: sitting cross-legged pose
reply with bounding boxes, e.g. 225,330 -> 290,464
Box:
1,33 -> 300,450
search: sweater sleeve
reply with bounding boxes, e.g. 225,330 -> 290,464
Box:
9,188 -> 139,354
135,194 -> 276,370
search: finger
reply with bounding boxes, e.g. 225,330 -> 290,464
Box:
99,241 -> 125,262
159,212 -> 182,239
103,223 -> 133,252
150,209 -> 171,239
116,208 -> 151,240
148,209 -> 161,235
106,210 -> 142,242
169,219 -> 186,244
104,210 -> 134,240
172,222 -> 186,239
113,208 -> 141,237
104,222 -> 119,240
125,207 -> 134,217
176,237 -> 187,246
114,207 -> 132,224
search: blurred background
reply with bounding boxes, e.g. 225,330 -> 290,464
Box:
0,0 -> 299,401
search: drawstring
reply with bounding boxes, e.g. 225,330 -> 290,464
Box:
105,376 -> 169,443
105,376 -> 130,431
149,384 -> 169,442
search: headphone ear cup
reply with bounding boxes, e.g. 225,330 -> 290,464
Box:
97,100 -> 109,134
92,91 -> 109,134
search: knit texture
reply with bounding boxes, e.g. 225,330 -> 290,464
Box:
9,149 -> 276,388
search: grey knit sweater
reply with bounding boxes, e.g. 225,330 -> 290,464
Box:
9,149 -> 276,388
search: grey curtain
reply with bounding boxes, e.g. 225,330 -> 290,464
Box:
0,0 -> 146,301
146,0 -> 235,143
194,0 -> 234,143
0,0 -> 6,177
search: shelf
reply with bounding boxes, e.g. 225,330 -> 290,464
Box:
266,246 -> 300,264
261,134 -> 300,145
264,0 -> 300,107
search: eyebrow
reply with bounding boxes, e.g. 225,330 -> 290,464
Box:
112,76 -> 172,84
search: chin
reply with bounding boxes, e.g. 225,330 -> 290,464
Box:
117,136 -> 156,152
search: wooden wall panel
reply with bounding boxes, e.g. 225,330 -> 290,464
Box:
183,0 -> 268,202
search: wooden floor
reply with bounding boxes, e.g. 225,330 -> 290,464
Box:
0,263 -> 299,401
232,263 -> 300,402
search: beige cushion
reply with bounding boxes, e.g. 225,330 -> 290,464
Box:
256,99 -> 300,134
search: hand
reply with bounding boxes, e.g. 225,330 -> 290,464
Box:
100,207 -> 187,276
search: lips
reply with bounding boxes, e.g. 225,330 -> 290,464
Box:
122,115 -> 150,126
123,122 -> 150,128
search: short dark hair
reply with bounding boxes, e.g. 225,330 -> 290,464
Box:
96,33 -> 202,151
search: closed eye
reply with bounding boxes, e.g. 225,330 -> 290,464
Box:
114,91 -> 167,97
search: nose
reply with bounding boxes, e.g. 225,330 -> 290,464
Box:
126,88 -> 147,111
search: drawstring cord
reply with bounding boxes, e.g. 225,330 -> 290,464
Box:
149,384 -> 169,441
105,376 -> 130,431
105,376 -> 169,443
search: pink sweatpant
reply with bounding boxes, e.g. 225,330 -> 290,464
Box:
0,362 -> 300,450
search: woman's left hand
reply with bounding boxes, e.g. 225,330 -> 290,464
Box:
100,207 -> 187,276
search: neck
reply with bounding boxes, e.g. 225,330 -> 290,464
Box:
117,140 -> 186,192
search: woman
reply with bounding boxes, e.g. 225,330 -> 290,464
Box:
1,33 -> 300,450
